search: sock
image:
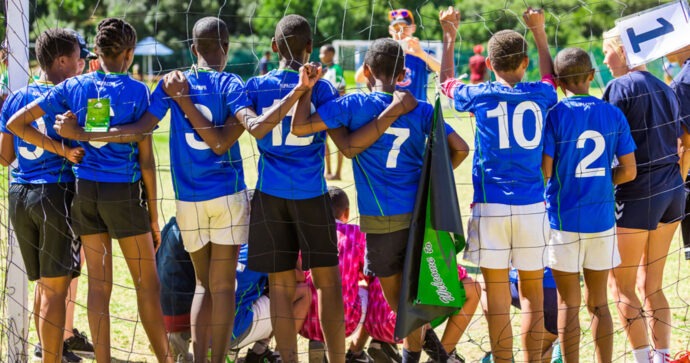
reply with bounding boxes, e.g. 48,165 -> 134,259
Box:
402,349 -> 421,363
653,348 -> 670,363
632,347 -> 651,363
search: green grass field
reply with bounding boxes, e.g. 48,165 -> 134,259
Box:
3,85 -> 690,362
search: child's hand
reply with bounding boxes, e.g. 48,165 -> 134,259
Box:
64,146 -> 85,164
406,37 -> 423,56
162,70 -> 189,99
297,63 -> 322,91
393,90 -> 418,113
151,220 -> 161,251
54,111 -> 83,140
523,7 -> 545,31
439,6 -> 460,35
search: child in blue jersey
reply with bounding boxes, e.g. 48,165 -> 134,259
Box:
7,19 -> 173,363
292,38 -> 469,363
0,29 -> 84,363
439,7 -> 557,363
602,28 -> 690,363
542,47 -> 637,362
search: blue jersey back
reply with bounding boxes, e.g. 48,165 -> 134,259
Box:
37,71 -> 150,183
233,244 -> 268,340
543,96 -> 636,233
451,81 -> 557,205
318,92 -> 453,216
0,83 -> 74,184
397,53 -> 430,101
148,70 -> 251,202
245,69 -> 338,200
603,71 -> 683,200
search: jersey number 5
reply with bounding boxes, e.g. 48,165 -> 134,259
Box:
487,101 -> 543,150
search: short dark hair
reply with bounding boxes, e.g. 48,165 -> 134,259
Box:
95,18 -> 137,59
274,15 -> 312,58
321,44 -> 335,53
554,47 -> 593,85
364,38 -> 405,81
328,186 -> 349,219
488,30 -> 528,72
35,29 -> 79,70
193,17 -> 229,55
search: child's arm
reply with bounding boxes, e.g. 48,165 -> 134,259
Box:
6,102 -> 84,163
542,154 -> 553,181
447,131 -> 469,168
679,126 -> 690,177
524,8 -> 554,78
162,71 -> 244,155
0,132 -> 16,166
612,152 -> 636,185
439,7 -> 461,85
53,110 -> 157,143
138,135 -> 160,248
407,38 -> 441,72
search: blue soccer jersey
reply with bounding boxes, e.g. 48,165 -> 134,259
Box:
397,53 -> 431,101
543,96 -> 636,233
36,71 -> 150,183
245,69 -> 338,200
147,69 -> 251,202
318,92 -> 454,216
0,82 -> 75,184
443,80 -> 558,205
233,244 -> 268,340
603,71 -> 683,200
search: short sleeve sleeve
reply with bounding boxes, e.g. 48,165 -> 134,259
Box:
244,77 -> 259,109
615,108 -> 636,157
35,81 -> 70,117
603,80 -> 628,114
542,109 -> 557,158
224,75 -> 252,115
314,80 -> 339,108
317,96 -> 352,129
134,84 -> 150,121
147,80 -> 170,121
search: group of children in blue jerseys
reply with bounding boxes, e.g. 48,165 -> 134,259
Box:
2,4 -> 690,363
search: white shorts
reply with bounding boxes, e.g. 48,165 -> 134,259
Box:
547,228 -> 620,273
176,190 -> 250,253
231,295 -> 272,349
464,202 -> 549,271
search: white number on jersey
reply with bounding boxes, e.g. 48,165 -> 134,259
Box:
262,99 -> 315,147
486,101 -> 543,150
185,104 -> 212,151
384,127 -> 410,168
575,130 -> 606,178
18,117 -> 46,160
89,106 -> 115,149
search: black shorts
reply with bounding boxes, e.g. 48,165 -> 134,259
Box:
9,183 -> 81,281
247,191 -> 338,273
72,179 -> 151,238
365,229 -> 409,278
511,282 -> 558,336
616,185 -> 686,230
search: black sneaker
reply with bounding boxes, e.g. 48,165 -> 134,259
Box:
346,350 -> 374,363
422,329 -> 448,362
34,342 -> 83,363
367,340 -> 401,363
245,347 -> 277,363
64,329 -> 94,358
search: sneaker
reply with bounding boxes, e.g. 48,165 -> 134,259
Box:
447,350 -> 465,363
64,329 -> 94,358
34,342 -> 83,362
481,352 -> 492,363
245,347 -> 277,363
167,331 -> 191,361
309,340 -> 328,363
367,340 -> 402,363
422,329 -> 447,362
550,340 -> 563,363
346,350 -> 374,363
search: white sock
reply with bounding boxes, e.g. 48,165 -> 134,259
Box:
653,348 -> 670,363
632,347 -> 651,363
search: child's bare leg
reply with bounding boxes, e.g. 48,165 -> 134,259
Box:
34,286 -> 41,346
208,244 -> 238,363
642,222 -> 676,351
269,270 -> 298,363
334,151 -> 343,180
82,233 -> 113,362
189,244 -> 212,361
480,268 -> 513,363
312,266 -> 346,363
293,282 -> 312,332
610,227 -> 649,350
441,278 -> 480,353
583,268 -> 613,363
64,248 -> 84,340
349,327 -> 370,353
119,232 -> 173,363
552,270 -> 581,363
37,276 -> 71,363
379,273 -> 423,354
517,269 -> 545,363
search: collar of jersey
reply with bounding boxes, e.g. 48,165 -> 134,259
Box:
278,68 -> 299,74
373,91 -> 394,97
33,79 -> 54,87
96,70 -> 128,76
192,65 -> 216,73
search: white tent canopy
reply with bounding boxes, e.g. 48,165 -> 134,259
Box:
134,36 -> 174,78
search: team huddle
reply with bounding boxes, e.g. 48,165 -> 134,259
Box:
1,4 -> 689,363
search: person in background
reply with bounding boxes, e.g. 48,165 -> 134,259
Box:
319,44 -> 345,180
0,40 -> 9,109
259,51 -> 272,75
468,44 -> 487,84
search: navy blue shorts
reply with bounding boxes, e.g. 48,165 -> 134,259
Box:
615,185 -> 686,230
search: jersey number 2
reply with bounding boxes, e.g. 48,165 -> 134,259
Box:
575,130 -> 605,178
